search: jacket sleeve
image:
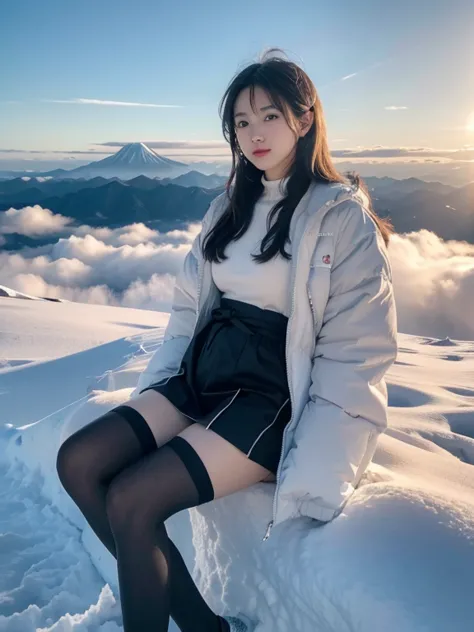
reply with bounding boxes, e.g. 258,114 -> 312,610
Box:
130,193 -> 224,398
279,200 -> 398,523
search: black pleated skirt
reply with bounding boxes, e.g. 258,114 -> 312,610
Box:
139,297 -> 292,474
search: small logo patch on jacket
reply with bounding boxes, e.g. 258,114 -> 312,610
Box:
322,254 -> 331,265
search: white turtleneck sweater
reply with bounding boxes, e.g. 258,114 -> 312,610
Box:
211,173 -> 291,316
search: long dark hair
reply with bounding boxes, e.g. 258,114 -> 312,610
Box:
202,48 -> 392,264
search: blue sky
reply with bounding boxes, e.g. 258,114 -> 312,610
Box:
1,0 -> 473,166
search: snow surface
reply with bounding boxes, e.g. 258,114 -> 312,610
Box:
0,293 -> 473,631
0,284 -> 45,300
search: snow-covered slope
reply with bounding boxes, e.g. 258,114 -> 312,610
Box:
0,284 -> 45,300
0,293 -> 168,369
1,298 -> 473,631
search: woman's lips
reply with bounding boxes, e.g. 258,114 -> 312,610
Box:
253,149 -> 271,157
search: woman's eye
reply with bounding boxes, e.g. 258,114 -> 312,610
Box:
236,114 -> 278,128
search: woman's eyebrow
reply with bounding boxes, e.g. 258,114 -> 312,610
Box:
234,105 -> 277,119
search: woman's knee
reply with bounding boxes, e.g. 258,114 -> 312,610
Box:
104,444 -> 198,535
56,406 -> 141,491
56,414 -> 111,491
105,470 -> 156,535
56,432 -> 85,491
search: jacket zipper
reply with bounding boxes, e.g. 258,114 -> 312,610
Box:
189,248 -> 205,341
262,192 -> 354,542
171,247 -> 206,383
196,255 -> 204,324
263,235 -> 298,542
307,282 -> 315,320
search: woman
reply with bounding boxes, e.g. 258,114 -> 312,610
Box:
56,49 -> 398,632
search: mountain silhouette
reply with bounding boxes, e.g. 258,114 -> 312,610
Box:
0,174 -> 472,252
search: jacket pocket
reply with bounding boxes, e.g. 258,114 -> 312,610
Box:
306,235 -> 335,333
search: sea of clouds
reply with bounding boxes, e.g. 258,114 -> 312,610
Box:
1,204 -> 473,340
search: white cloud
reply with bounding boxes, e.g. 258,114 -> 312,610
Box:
0,212 -> 201,311
341,73 -> 358,81
389,230 -> 474,340
2,206 -> 473,340
0,205 -> 73,236
43,98 -> 184,108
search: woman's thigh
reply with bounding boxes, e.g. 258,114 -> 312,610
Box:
126,389 -> 193,447
176,424 -> 276,501
127,391 -> 277,499
57,390 -> 194,488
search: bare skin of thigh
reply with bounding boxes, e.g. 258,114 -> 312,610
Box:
126,389 -> 276,501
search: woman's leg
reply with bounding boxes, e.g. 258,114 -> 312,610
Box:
56,390 -> 222,630
56,389 -> 192,560
104,423 -> 274,632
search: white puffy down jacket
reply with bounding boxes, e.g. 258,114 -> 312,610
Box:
131,178 -> 398,541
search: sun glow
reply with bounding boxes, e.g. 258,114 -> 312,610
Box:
467,111 -> 474,132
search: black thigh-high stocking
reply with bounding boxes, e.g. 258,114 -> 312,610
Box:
56,406 -> 228,632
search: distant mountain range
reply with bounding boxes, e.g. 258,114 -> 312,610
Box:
0,143 -> 231,181
0,170 -> 227,204
0,176 -> 226,250
2,142 -> 474,187
0,171 -> 472,250
363,176 -> 473,240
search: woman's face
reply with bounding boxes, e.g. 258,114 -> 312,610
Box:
233,85 -> 312,181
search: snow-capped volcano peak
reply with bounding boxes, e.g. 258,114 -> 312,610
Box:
105,142 -> 177,167
63,142 -> 189,179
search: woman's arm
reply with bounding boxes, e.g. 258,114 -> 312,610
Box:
130,193 -> 225,397
278,200 -> 398,523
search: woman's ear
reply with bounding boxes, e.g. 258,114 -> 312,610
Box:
299,109 -> 314,137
